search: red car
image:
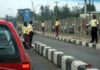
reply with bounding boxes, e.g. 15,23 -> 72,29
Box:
0,20 -> 31,70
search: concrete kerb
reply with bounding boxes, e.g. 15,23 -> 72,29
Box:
53,51 -> 64,65
34,41 -> 40,51
51,35 -> 55,40
72,60 -> 87,70
70,39 -> 76,44
96,44 -> 100,49
43,46 -> 51,58
39,44 -> 46,55
48,49 -> 57,61
61,55 -> 74,70
61,37 -> 66,42
59,37 -> 63,41
82,41 -> 88,47
88,43 -> 94,48
36,43 -> 42,53
39,32 -> 100,49
63,37 -> 67,42
56,36 -> 59,40
34,41 -> 99,70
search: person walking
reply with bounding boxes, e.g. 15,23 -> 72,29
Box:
22,22 -> 29,48
55,18 -> 60,36
41,21 -> 45,34
89,15 -> 99,43
28,21 -> 34,47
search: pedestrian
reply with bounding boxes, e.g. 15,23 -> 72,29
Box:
28,21 -> 34,47
22,22 -> 29,48
89,15 -> 99,43
41,21 -> 45,34
55,18 -> 60,36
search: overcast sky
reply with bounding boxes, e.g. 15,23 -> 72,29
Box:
0,0 -> 100,18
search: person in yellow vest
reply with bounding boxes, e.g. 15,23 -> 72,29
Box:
28,21 -> 34,47
89,15 -> 99,43
22,22 -> 29,46
41,21 -> 45,34
55,18 -> 60,36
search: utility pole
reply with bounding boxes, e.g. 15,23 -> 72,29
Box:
31,0 -> 34,11
54,1 -> 59,17
66,0 -> 68,6
89,0 -> 91,19
55,1 -> 59,6
30,0 -> 34,21
84,0 -> 87,18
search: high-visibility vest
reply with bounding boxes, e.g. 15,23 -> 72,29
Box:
28,24 -> 33,32
89,19 -> 99,27
55,21 -> 60,26
42,23 -> 45,27
22,26 -> 29,34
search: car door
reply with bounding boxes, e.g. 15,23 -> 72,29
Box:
0,24 -> 22,70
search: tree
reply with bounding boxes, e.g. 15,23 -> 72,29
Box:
87,4 -> 96,12
72,6 -> 82,17
60,5 -> 72,19
40,5 -> 45,21
81,3 -> 96,13
38,5 -> 53,21
53,5 -> 60,18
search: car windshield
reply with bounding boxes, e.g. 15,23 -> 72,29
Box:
0,24 -> 20,62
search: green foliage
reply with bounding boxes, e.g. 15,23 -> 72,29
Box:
60,5 -> 72,19
37,4 -> 72,21
81,4 -> 96,13
38,5 -> 53,21
34,3 -> 96,21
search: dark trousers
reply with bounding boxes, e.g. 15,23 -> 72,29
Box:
91,27 -> 98,43
23,34 -> 28,42
29,32 -> 33,47
23,34 -> 29,48
42,27 -> 44,34
55,26 -> 59,36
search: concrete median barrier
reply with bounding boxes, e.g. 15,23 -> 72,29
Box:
34,41 -> 99,70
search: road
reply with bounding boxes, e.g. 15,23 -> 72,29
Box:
32,34 -> 100,69
25,48 -> 59,70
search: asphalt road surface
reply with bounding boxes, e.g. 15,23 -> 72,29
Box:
32,34 -> 100,69
25,48 -> 59,70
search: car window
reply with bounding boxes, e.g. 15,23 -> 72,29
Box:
0,24 -> 21,62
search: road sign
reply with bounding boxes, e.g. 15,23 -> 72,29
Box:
24,9 -> 31,22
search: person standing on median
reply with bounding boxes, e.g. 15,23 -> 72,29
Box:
55,18 -> 60,36
22,22 -> 29,48
89,15 -> 99,43
41,21 -> 45,34
28,21 -> 34,47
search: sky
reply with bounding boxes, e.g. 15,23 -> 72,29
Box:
0,0 -> 100,18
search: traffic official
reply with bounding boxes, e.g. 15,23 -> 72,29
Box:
28,21 -> 34,47
89,15 -> 99,43
41,21 -> 45,34
55,18 -> 60,36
